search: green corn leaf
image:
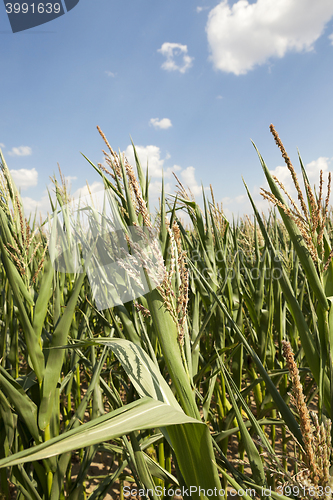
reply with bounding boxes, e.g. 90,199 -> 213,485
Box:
217,354 -> 266,487
70,338 -> 182,410
0,230 -> 44,382
1,396 -> 223,498
38,269 -> 86,431
187,258 -> 303,445
0,398 -> 194,466
244,180 -> 331,412
143,452 -> 179,485
119,152 -> 138,225
145,287 -> 200,420
0,389 -> 15,455
81,153 -> 124,201
0,366 -> 40,443
167,423 -> 223,500
65,338 -> 223,499
252,142 -> 328,311
32,258 -> 54,340
130,139 -> 146,200
216,467 -> 257,500
0,208 -> 33,306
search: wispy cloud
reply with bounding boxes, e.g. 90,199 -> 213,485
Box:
196,6 -> 209,13
65,175 -> 77,183
0,143 -> 5,148
149,118 -> 172,130
206,0 -> 333,75
105,71 -> 116,77
158,42 -> 194,73
8,146 -> 32,157
10,168 -> 38,190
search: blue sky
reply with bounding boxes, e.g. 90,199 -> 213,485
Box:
1,0 -> 333,220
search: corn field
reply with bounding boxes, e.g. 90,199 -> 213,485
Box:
1,124 -> 333,500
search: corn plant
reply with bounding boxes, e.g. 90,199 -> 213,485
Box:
0,125 -> 333,500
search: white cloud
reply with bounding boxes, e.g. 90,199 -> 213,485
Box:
72,181 -> 104,201
269,157 -> 332,197
22,181 -> 105,219
148,180 -> 173,197
124,145 -> 183,180
158,43 -> 194,73
206,0 -> 333,75
8,146 -> 32,157
197,6 -> 209,13
105,71 -> 116,77
172,164 -> 182,173
305,157 -> 331,185
10,168 -> 38,190
123,145 -> 206,205
124,145 -> 166,177
221,185 -> 270,219
149,118 -> 173,130
235,194 -> 246,204
21,193 -> 51,218
180,166 -> 205,196
269,164 -> 295,193
252,155 -> 333,216
0,143 -> 5,148
65,175 -> 77,183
